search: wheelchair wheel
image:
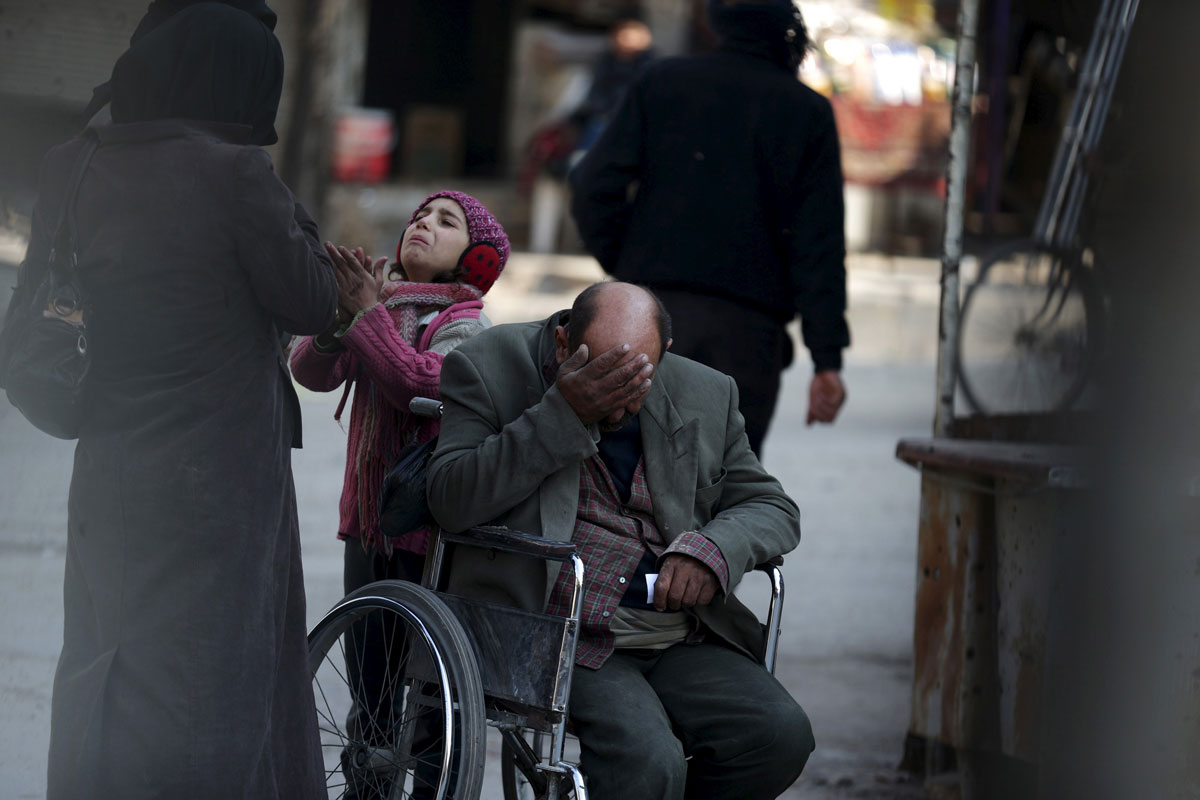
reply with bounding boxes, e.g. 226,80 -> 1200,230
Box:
956,240 -> 1101,415
308,580 -> 486,800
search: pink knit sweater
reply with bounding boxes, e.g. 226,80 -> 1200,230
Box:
290,299 -> 485,553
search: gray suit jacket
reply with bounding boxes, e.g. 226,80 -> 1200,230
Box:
427,312 -> 801,660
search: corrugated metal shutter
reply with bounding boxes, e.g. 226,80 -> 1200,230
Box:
0,1 -> 145,106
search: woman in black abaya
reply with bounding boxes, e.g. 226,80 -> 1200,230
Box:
36,5 -> 336,797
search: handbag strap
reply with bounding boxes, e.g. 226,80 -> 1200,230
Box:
48,130 -> 100,276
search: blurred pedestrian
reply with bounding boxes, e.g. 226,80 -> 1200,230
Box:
523,17 -> 655,253
33,6 -> 337,797
570,0 -> 850,456
572,18 -> 656,151
289,191 -> 509,799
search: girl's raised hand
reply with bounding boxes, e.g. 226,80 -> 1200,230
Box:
325,242 -> 385,316
323,242 -> 357,321
368,254 -> 388,293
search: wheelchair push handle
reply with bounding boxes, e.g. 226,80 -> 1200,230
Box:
409,397 -> 444,418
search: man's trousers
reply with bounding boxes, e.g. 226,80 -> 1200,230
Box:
568,641 -> 814,800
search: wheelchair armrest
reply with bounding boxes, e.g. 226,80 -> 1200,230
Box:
751,556 -> 785,674
755,555 -> 784,570
438,525 -> 577,564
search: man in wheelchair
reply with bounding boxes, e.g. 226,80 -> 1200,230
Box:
428,282 -> 814,799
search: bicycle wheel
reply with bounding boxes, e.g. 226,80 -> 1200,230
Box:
956,240 -> 1100,415
308,580 -> 486,800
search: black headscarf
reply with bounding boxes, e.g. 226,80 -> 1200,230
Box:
110,3 -> 284,145
83,0 -> 277,125
707,0 -> 810,71
129,0 -> 276,43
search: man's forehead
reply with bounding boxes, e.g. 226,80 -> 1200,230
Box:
583,323 -> 662,362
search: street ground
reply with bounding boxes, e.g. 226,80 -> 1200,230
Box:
0,253 -> 939,799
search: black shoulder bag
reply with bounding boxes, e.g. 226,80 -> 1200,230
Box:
377,436 -> 438,538
0,133 -> 99,439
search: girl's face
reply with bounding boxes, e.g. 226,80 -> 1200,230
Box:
398,197 -> 471,282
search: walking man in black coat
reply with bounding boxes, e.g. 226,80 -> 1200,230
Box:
570,0 -> 849,456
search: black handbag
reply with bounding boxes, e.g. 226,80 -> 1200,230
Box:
0,133 -> 99,439
377,437 -> 438,538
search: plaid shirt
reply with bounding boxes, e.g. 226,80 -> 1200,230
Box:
545,452 -> 730,668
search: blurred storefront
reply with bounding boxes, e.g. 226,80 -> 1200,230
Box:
798,0 -> 956,254
316,0 -> 960,256
503,0 -> 959,254
317,0 -> 692,255
0,0 -> 960,260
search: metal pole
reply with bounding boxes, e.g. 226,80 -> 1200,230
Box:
934,0 -> 983,438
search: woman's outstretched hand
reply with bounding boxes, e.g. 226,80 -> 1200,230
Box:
325,243 -> 387,318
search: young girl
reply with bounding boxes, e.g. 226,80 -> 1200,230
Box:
291,190 -> 509,580
290,191 -> 508,797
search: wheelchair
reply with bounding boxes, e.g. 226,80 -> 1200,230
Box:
307,405 -> 787,800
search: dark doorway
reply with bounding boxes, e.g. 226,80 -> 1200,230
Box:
363,0 -> 518,178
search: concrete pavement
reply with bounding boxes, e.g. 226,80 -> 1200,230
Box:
0,253 -> 940,799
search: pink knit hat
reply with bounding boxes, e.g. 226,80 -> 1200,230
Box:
401,190 -> 511,294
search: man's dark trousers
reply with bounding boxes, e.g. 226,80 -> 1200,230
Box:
568,641 -> 814,800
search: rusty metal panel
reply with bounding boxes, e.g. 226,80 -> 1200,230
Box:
912,468 -> 1092,763
910,472 -> 1000,751
992,479 -> 1060,762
